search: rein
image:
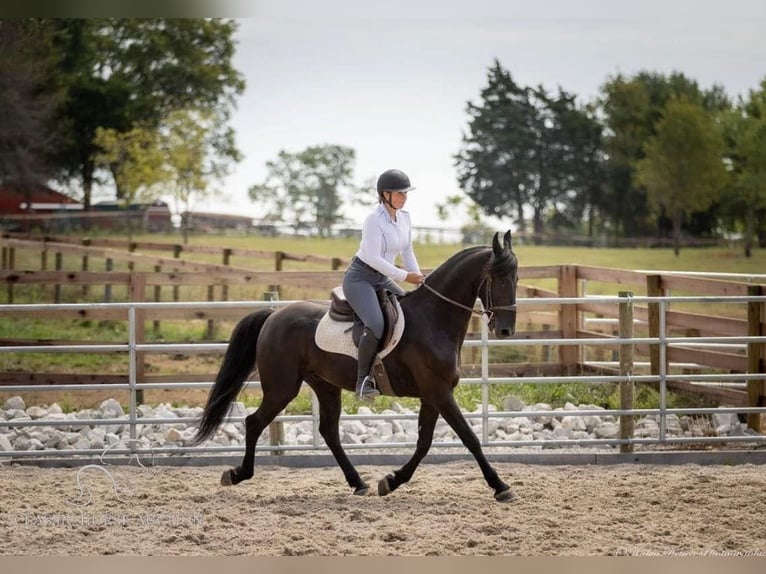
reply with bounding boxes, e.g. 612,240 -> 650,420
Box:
420,276 -> 516,323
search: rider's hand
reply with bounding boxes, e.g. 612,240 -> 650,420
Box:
405,272 -> 425,285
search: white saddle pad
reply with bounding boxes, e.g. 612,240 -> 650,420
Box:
314,298 -> 405,359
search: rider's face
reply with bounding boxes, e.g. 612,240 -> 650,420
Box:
386,190 -> 408,210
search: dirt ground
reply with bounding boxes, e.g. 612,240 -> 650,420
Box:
0,460 -> 764,556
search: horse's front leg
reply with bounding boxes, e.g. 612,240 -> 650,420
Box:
378,402 -> 439,496
435,393 -> 517,502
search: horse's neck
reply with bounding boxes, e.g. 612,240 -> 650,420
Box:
428,248 -> 490,305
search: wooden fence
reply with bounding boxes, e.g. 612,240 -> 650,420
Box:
1,235 -> 765,431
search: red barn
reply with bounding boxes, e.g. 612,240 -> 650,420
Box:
0,182 -> 82,215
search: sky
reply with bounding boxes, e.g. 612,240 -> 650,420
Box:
193,0 -> 766,231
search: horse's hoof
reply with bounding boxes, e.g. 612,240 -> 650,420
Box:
494,488 -> 518,503
378,474 -> 394,497
220,469 -> 234,486
353,485 -> 370,496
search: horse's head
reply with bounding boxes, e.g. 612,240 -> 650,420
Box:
481,230 -> 518,338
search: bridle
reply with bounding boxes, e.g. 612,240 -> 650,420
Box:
420,275 -> 517,324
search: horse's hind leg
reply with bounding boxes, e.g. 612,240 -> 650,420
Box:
222,377 -> 300,487
378,402 -> 439,496
310,381 -> 369,495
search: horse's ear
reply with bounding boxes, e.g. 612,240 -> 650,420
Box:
492,231 -> 502,255
503,230 -> 513,251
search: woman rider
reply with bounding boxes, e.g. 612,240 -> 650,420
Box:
342,168 -> 425,400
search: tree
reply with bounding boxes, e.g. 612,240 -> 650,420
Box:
48,19 -> 244,210
248,145 -> 365,237
599,71 -> 730,237
634,97 -> 727,255
161,108 -> 241,244
455,60 -> 604,239
720,80 -> 766,256
92,125 -> 168,239
0,20 -> 62,188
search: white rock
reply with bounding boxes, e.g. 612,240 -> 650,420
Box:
98,398 -> 125,419
561,416 -> 587,431
6,409 -> 29,420
0,434 -> 13,451
341,420 -> 368,436
713,411 -> 738,429
502,395 -> 526,411
73,437 -> 91,450
14,436 -> 32,450
228,401 -> 248,418
3,396 -> 25,411
48,403 -> 63,415
105,433 -> 121,446
165,428 -> 183,442
594,422 -> 619,439
390,432 -> 407,443
26,406 -> 49,419
137,405 -> 154,418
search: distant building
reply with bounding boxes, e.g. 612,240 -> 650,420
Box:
181,211 -> 254,232
92,200 -> 173,232
0,183 -> 173,232
0,182 -> 81,215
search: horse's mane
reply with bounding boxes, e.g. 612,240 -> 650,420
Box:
422,245 -> 489,286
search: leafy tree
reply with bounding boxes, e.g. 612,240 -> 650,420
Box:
720,80 -> 766,256
455,60 -> 603,239
48,19 -> 244,210
634,97 -> 727,255
248,145 -> 366,237
599,71 -> 730,237
92,125 -> 168,239
161,108 -> 241,244
0,19 -> 62,188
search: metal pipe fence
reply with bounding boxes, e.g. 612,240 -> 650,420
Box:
1,294 -> 765,461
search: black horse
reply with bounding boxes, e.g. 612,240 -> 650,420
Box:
194,231 -> 519,501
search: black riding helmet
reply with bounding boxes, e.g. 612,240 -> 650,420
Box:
376,169 -> 415,200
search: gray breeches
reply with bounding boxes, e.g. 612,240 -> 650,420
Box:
342,258 -> 405,339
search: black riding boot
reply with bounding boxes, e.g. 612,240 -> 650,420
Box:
355,327 -> 381,400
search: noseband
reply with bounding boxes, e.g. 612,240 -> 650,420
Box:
421,275 -> 517,324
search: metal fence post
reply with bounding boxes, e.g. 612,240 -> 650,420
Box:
619,291 -> 635,453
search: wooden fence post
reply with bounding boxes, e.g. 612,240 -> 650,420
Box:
558,265 -> 579,374
221,248 -> 232,304
54,252 -> 63,303
619,291 -> 635,453
172,245 -> 182,303
153,264 -> 162,336
331,257 -> 342,271
747,284 -> 765,433
81,238 -> 90,297
264,290 -> 285,455
206,285 -> 215,339
275,251 -> 285,271
647,274 -> 663,382
104,258 -> 113,302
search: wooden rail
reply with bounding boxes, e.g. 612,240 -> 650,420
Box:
1,237 -> 765,429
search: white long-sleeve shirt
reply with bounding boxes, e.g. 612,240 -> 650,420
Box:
355,204 -> 421,281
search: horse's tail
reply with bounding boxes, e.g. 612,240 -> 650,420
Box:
193,308 -> 275,444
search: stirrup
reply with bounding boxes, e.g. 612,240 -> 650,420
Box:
356,375 -> 380,401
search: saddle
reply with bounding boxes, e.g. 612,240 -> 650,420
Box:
328,286 -> 400,349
